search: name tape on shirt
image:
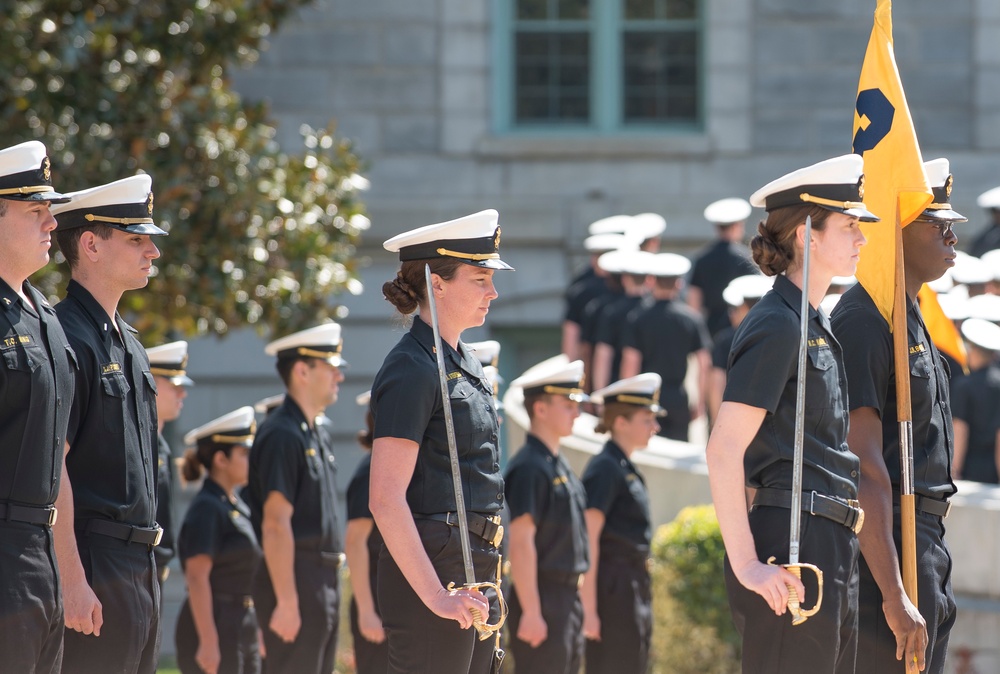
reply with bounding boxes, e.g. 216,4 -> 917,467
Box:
447,371 -> 464,381
807,337 -> 828,348
2,335 -> 31,348
909,343 -> 926,355
552,475 -> 568,486
101,362 -> 122,374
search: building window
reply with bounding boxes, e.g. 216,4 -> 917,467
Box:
499,0 -> 702,132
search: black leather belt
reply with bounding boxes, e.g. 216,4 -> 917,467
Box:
293,546 -> 345,569
417,512 -> 504,548
753,488 -> 865,535
215,593 -> 255,608
0,503 -> 57,527
83,519 -> 163,546
894,495 -> 952,519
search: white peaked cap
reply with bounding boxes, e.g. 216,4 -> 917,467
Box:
703,198 -> 752,224
382,209 -> 513,270
961,317 -> 1000,351
253,393 -> 285,415
511,354 -> 588,402
936,293 -> 969,321
927,271 -> 955,294
588,214 -> 635,236
0,140 -> 69,203
966,293 -> 1000,322
584,233 -> 640,253
924,158 -> 951,189
749,154 -> 879,222
598,249 -> 635,274
722,274 -> 773,307
466,340 -> 501,368
951,252 -> 992,285
615,250 -> 656,275
977,186 -> 1000,209
630,213 -> 667,240
920,158 -> 966,222
265,322 -> 346,367
356,390 -> 372,407
184,406 -> 256,447
979,249 -> 1000,281
145,340 -> 194,386
643,252 -> 691,278
51,174 -> 167,235
591,372 -> 665,415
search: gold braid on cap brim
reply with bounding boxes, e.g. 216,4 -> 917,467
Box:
0,185 -> 52,196
798,193 -> 865,211
542,385 -> 587,397
927,202 -> 954,210
435,248 -> 500,261
613,394 -> 660,407
84,214 -> 155,225
150,367 -> 186,377
296,346 -> 342,359
209,433 -> 255,444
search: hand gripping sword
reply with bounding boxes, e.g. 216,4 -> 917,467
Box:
424,264 -> 507,641
767,215 -> 824,625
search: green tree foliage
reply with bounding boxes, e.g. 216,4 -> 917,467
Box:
0,1 -> 369,341
650,504 -> 740,673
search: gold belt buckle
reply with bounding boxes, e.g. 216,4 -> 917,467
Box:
847,499 -> 864,535
152,526 -> 164,547
46,507 -> 58,527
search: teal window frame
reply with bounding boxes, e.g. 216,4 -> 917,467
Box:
492,0 -> 705,135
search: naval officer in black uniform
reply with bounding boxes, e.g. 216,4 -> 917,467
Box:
504,356 -> 590,674
0,140 -> 74,672
52,174 -> 167,674
245,323 -> 346,674
371,209 -> 512,674
345,389 -> 389,674
831,158 -> 964,674
176,406 -> 262,674
951,318 -> 1000,484
707,155 -> 875,674
146,340 -> 194,599
581,373 -> 662,674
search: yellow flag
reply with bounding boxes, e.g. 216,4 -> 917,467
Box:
852,0 -> 933,326
918,285 -> 968,372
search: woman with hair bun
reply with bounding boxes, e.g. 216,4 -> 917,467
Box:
706,155 -> 878,673
370,209 -> 513,673
175,407 -> 262,674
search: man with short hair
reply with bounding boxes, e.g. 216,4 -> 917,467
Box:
246,323 -> 346,674
0,140 -> 75,672
504,356 -> 590,674
52,174 -> 167,674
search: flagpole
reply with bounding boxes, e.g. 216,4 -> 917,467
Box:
892,203 -> 919,606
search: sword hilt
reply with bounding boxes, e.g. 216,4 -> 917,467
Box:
447,580 -> 508,641
767,557 -> 824,625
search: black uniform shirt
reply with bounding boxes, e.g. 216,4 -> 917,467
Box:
580,289 -> 621,346
346,453 -> 384,593
582,440 -> 651,557
593,294 -> 645,383
711,325 -> 737,370
951,363 -> 1000,483
505,434 -> 589,576
564,267 -> 609,326
246,396 -> 342,552
154,434 -> 176,567
725,274 -> 859,500
689,240 -> 758,335
0,279 -> 75,506
179,478 -> 261,596
56,280 -> 158,526
831,284 -> 956,500
622,297 -> 710,403
371,317 -> 503,515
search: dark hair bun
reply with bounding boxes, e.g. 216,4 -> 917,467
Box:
382,274 -> 420,315
750,221 -> 793,276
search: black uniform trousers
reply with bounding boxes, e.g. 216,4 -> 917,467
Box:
349,597 -> 389,674
0,522 -> 63,673
856,511 -> 956,674
585,556 -> 652,674
508,577 -> 583,674
724,507 -> 859,674
176,596 -> 261,674
62,532 -> 160,674
254,551 -> 339,674
377,519 -> 502,674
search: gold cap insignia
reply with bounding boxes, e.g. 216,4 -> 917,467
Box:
146,191 -> 154,215
945,174 -> 953,199
858,175 -> 866,201
42,157 -> 51,182
494,227 -> 501,252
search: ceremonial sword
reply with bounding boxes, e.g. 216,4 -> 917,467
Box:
424,264 -> 507,641
768,215 -> 824,625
